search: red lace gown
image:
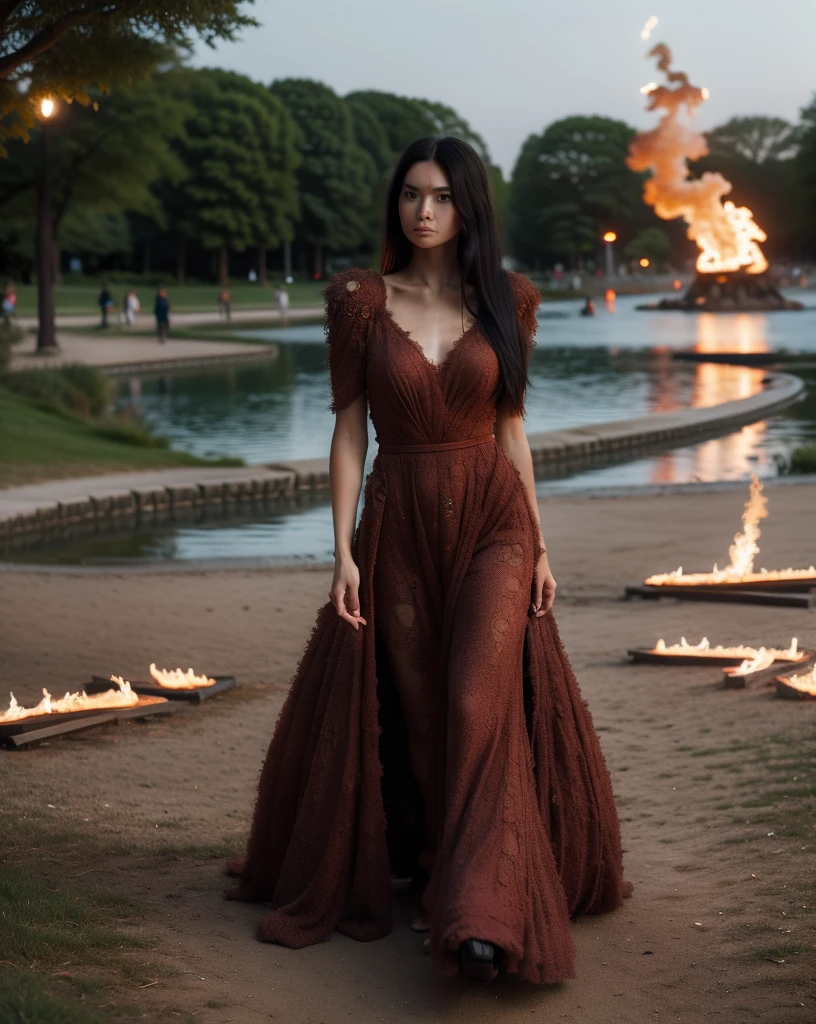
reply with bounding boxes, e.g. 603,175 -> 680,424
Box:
226,267 -> 630,984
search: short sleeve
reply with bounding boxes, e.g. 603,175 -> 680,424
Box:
507,271 -> 541,351
323,267 -> 377,413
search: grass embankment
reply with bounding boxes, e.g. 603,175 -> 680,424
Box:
0,386 -> 242,489
12,279 -> 326,317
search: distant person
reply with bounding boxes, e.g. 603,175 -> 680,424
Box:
124,289 -> 140,327
2,280 -> 16,324
154,286 -> 171,344
218,285 -> 232,320
98,282 -> 113,328
274,283 -> 290,326
580,297 -> 595,317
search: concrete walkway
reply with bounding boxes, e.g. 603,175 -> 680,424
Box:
0,371 -> 805,549
14,306 -> 323,333
11,332 -> 280,375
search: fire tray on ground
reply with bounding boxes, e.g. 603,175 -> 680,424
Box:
627,646 -> 808,668
774,674 -> 816,701
0,697 -> 175,749
721,650 -> 816,690
625,583 -> 816,609
88,674 -> 236,702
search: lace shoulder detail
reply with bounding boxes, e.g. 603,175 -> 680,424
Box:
323,267 -> 381,413
506,271 -> 541,349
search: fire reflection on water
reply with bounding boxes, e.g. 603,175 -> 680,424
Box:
647,313 -> 770,484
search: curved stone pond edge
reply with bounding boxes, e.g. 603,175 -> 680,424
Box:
0,371 -> 805,555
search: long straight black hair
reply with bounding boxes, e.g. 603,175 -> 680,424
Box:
380,135 -> 529,416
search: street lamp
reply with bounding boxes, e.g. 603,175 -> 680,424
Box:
603,231 -> 617,280
36,96 -> 58,351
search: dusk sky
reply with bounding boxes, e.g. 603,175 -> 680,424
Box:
193,0 -> 816,176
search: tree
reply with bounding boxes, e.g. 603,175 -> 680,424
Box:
0,1 -> 256,153
624,227 -> 670,265
0,77 -> 188,346
161,68 -> 300,285
270,78 -> 375,277
795,96 -> 816,258
693,116 -> 801,261
509,116 -> 646,269
705,116 -> 800,165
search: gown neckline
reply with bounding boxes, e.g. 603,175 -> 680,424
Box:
372,270 -> 480,375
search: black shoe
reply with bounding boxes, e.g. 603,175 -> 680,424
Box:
458,938 -> 499,983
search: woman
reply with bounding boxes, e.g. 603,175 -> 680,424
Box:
226,136 -> 631,985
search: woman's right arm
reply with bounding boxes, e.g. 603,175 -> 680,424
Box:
328,392 -> 368,629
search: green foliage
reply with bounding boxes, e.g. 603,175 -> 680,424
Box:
2,363 -> 112,418
0,76 -> 190,270
509,116 -> 646,267
788,446 -> 816,474
694,116 -> 801,261
794,95 -> 816,256
164,68 -> 301,255
0,320 -> 25,373
0,1 -> 257,155
92,415 -> 170,448
624,227 -> 671,263
271,78 -> 375,255
706,116 -> 801,164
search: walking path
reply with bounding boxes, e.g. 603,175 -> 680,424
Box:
11,332 -> 280,375
0,372 -> 805,548
14,306 -> 322,333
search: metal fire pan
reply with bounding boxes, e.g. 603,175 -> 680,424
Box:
88,674 -> 236,703
625,585 -> 816,609
0,698 -> 175,748
721,650 -> 816,690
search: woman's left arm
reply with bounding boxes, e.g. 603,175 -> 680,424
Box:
494,408 -> 556,616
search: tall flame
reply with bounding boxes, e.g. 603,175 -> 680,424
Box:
645,475 -> 816,585
627,44 -> 768,276
0,677 -> 139,724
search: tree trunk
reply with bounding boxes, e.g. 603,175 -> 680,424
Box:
218,244 -> 229,287
258,245 -> 267,287
52,240 -> 62,285
176,241 -> 186,284
313,242 -> 323,280
35,123 -> 57,352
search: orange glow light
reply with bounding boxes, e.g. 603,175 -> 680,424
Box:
673,279 -> 682,289
603,232 -> 617,243
639,258 -> 650,268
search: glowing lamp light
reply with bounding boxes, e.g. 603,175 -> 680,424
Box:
603,231 -> 617,244
673,279 -> 682,290
40,97 -> 54,118
639,258 -> 650,268
605,289 -> 616,302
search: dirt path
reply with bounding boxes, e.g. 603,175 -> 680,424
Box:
2,484 -> 815,1021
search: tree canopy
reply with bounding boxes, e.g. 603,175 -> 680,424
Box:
509,116 -> 646,268
0,1 -> 255,153
162,68 -> 301,279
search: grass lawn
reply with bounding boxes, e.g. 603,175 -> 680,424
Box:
0,387 -> 242,489
12,279 -> 327,317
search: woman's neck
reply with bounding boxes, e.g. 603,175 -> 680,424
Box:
404,238 -> 462,293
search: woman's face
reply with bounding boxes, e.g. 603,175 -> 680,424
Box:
398,161 -> 462,250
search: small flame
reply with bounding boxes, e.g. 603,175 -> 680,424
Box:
780,663 -> 816,696
641,15 -> 659,40
627,44 -> 768,276
0,677 -> 139,724
148,664 -> 216,689
646,476 -> 816,585
640,82 -> 659,95
652,637 -> 801,661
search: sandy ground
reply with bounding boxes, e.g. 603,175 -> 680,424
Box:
2,484 -> 816,1022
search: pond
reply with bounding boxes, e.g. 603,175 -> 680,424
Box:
11,290 -> 816,565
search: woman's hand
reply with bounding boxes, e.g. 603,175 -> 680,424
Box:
330,555 -> 368,629
532,550 -> 556,616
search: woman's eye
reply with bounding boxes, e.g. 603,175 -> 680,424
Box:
438,194 -> 451,202
404,191 -> 417,200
